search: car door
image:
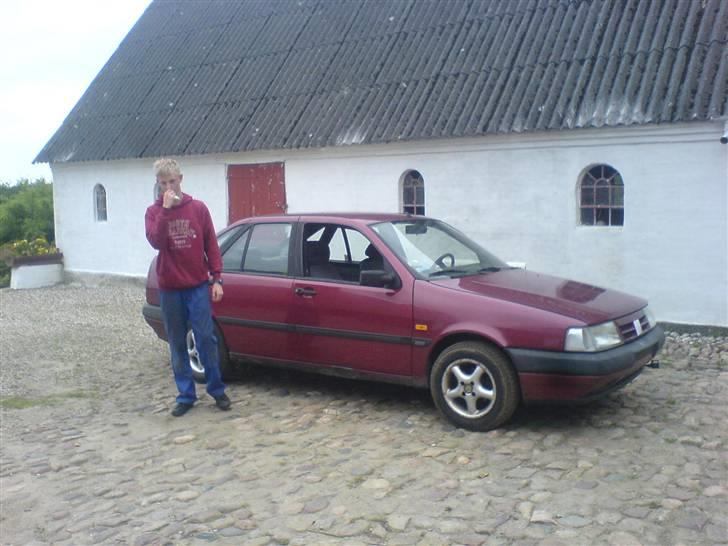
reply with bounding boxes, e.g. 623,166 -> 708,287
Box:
290,222 -> 414,377
213,221 -> 297,361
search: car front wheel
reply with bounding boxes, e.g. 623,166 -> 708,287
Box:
430,341 -> 520,431
185,323 -> 233,384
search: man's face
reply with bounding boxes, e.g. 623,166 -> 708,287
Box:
157,173 -> 183,197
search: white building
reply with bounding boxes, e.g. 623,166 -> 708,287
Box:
37,0 -> 728,326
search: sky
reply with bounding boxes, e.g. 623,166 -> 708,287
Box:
0,0 -> 151,184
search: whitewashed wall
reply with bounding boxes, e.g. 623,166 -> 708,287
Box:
50,121 -> 727,326
51,158 -> 229,278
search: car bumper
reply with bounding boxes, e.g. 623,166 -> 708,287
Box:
142,303 -> 167,341
506,325 -> 665,402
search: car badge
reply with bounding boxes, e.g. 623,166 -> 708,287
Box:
633,319 -> 643,336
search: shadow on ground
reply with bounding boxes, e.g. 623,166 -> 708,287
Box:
226,361 -> 627,433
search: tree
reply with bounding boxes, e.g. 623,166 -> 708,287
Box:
0,178 -> 54,245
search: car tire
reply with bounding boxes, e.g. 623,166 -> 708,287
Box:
186,323 -> 233,384
430,341 -> 520,431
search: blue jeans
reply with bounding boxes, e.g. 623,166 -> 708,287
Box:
160,282 -> 226,405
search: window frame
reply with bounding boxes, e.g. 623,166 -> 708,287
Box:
94,184 -> 108,222
578,164 -> 624,227
401,169 -> 425,216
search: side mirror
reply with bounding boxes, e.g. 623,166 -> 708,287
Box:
360,269 -> 399,289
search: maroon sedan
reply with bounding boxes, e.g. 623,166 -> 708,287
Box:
143,213 -> 664,431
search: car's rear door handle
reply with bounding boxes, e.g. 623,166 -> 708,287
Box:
294,287 -> 317,297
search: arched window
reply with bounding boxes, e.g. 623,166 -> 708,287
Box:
94,184 -> 107,222
402,170 -> 425,215
579,164 -> 624,226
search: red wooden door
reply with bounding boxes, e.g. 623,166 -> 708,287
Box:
227,163 -> 286,224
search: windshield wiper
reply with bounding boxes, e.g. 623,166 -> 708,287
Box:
477,266 -> 518,274
429,268 -> 469,278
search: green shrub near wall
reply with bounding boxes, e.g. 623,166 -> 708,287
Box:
0,178 -> 55,287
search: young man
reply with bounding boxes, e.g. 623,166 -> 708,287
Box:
145,158 -> 231,416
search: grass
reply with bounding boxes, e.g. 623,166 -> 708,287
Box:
0,390 -> 97,409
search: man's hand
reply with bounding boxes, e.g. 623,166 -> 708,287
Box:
211,283 -> 223,302
162,189 -> 179,209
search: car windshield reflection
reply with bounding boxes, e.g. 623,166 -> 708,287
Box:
371,219 -> 507,278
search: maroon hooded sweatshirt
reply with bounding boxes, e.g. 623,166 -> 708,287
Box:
145,193 -> 222,290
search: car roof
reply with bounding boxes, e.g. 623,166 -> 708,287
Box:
228,212 -> 427,227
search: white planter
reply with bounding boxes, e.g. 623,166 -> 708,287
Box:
10,254 -> 64,289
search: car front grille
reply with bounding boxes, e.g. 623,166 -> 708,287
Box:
616,312 -> 651,342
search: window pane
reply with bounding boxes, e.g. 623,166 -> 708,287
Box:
243,223 -> 291,274
415,206 -> 425,215
217,226 -> 246,250
595,186 -> 609,205
95,185 -> 107,222
371,218 -> 505,276
612,185 -> 624,206
612,208 -> 624,226
415,184 -> 425,204
403,184 -> 414,204
581,208 -> 594,225
595,208 -> 609,225
306,227 -> 325,242
345,229 -> 371,262
404,205 -> 415,214
581,187 -> 594,205
328,228 -> 347,261
222,230 -> 250,271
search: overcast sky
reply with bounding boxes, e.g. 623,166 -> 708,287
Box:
1,0 -> 151,184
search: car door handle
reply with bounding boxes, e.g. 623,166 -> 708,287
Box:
294,287 -> 317,297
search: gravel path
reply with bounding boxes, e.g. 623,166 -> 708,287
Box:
0,284 -> 726,545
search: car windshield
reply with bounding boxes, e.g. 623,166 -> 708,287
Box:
371,219 -> 509,278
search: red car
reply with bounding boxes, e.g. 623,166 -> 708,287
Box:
143,213 -> 664,431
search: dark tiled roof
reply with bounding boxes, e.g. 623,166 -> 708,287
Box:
36,0 -> 728,163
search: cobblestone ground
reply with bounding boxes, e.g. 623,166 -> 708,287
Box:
0,285 -> 726,546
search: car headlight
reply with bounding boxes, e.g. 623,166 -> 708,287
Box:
643,306 -> 657,329
565,321 -> 622,352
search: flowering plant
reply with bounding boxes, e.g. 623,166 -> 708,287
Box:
6,237 -> 59,257
0,238 -> 62,286
0,237 -> 61,267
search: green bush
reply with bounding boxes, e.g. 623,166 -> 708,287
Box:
0,178 -> 55,287
0,178 -> 54,245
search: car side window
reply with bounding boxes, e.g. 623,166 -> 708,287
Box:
217,225 -> 247,251
221,228 -> 251,272
302,223 -> 395,285
329,228 -> 370,262
242,223 -> 291,275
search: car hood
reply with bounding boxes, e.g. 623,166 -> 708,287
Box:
431,269 -> 647,324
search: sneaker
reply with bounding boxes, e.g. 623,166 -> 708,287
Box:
214,394 -> 231,411
171,403 -> 193,417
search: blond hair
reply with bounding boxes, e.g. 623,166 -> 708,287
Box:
153,158 -> 181,178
